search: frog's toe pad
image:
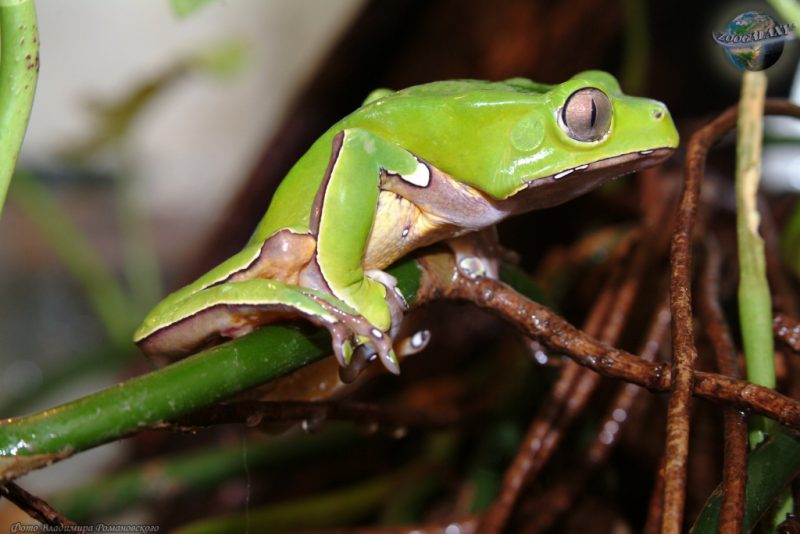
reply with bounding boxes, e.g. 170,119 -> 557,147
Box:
302,293 -> 399,376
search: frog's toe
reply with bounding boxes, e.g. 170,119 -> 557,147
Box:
330,334 -> 354,367
396,329 -> 431,357
338,342 -> 398,383
301,292 -> 400,376
361,330 -> 400,375
380,348 -> 400,375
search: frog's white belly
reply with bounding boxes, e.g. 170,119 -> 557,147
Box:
363,190 -> 462,271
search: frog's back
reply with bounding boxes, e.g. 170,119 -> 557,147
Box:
250,78 -> 551,244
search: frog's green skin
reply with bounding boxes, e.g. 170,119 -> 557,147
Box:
135,70 -> 679,375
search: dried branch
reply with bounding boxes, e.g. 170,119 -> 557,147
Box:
433,271 -> 800,429
662,98 -> 800,532
520,288 -> 672,533
0,482 -> 85,532
482,188 -> 674,533
478,244 -> 624,534
699,237 -> 747,532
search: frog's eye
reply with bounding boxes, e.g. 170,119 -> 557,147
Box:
560,88 -> 612,142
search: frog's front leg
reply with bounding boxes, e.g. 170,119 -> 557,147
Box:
445,227 -> 504,280
298,128 -> 428,374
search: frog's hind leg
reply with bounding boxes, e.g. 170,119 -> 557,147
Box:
297,128 -> 428,374
136,278 -> 396,373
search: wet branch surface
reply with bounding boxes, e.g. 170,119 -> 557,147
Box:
430,271 -> 800,429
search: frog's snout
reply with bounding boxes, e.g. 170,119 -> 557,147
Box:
647,101 -> 679,148
650,101 -> 670,121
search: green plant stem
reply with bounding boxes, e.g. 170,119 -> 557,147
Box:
0,259 -> 420,479
736,70 -> 776,445
768,0 -> 800,26
0,0 -> 38,218
0,325 -> 330,460
11,171 -> 133,344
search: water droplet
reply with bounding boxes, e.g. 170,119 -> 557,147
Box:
603,420 -> 619,435
391,426 -> 408,439
301,415 -> 326,434
246,414 -> 264,427
533,350 -> 549,365
358,421 -> 379,435
459,257 -> 484,278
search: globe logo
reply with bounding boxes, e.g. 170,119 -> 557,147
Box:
713,11 -> 796,71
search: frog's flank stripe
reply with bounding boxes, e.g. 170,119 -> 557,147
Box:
310,131 -> 345,236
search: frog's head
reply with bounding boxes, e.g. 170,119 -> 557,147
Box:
496,70 -> 678,210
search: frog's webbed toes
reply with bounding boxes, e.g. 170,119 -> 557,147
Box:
301,291 -> 400,377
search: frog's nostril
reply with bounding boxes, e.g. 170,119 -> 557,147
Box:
654,109 -> 664,120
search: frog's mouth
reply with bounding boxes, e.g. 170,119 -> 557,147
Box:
509,147 -> 675,212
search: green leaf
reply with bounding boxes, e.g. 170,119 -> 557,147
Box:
691,431 -> 800,533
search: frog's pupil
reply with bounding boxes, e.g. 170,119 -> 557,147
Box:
590,99 -> 597,127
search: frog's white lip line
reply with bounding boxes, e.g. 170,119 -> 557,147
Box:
532,147 -> 674,183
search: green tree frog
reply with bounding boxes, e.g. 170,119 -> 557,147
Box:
135,70 -> 678,376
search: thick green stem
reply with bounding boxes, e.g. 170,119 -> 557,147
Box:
0,325 -> 330,474
0,260 -> 422,479
0,0 -> 38,218
735,71 -> 776,445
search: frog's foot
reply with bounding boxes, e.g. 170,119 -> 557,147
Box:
395,329 -> 432,357
445,227 -> 503,280
299,291 -> 400,376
